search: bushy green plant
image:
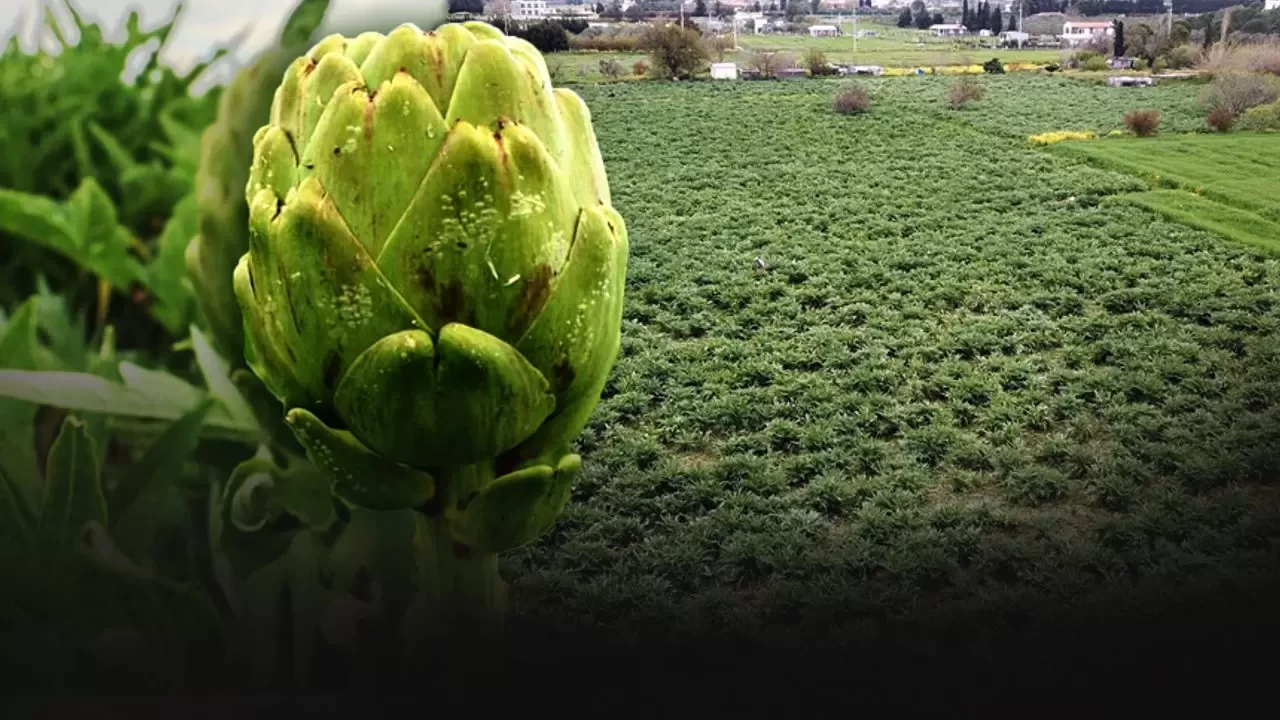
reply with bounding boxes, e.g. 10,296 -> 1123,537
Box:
983,57 -> 1005,74
1238,98 -> 1280,130
1082,55 -> 1110,72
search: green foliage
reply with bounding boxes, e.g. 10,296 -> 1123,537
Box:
1238,98 -> 1280,130
0,2 -> 224,312
500,79 -> 1280,640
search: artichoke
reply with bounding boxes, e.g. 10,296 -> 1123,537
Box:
187,50 -> 292,364
233,21 -> 628,565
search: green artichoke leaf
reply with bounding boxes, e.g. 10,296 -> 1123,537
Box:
333,325 -> 555,469
447,453 -> 581,554
377,120 -> 579,341
445,37 -> 567,164
296,73 -> 447,258
553,88 -> 611,209
357,24 -> 477,113
511,204 -> 629,467
233,175 -> 427,411
285,407 -> 435,510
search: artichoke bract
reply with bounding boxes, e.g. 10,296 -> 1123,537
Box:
234,21 -> 627,558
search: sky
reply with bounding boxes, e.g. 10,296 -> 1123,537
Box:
0,1 -> 448,89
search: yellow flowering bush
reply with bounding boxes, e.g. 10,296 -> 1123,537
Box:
1028,130 -> 1098,145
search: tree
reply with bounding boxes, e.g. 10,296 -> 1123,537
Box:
509,21 -> 570,52
898,8 -> 913,27
595,2 -> 605,13
975,1 -> 987,31
710,34 -> 735,60
448,0 -> 485,13
1113,20 -> 1125,57
694,0 -> 708,16
932,12 -> 944,25
604,0 -> 623,19
624,3 -> 647,20
750,50 -> 790,75
963,0 -> 970,28
915,9 -> 933,29
804,48 -> 836,75
1008,9 -> 1018,32
990,7 -> 1002,35
753,1 -> 762,10
810,0 -> 822,13
640,23 -> 710,79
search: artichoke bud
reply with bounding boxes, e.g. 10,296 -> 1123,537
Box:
235,21 -> 628,550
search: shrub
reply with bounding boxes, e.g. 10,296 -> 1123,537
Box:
1238,99 -> 1280,131
1198,72 -> 1280,117
1165,44 -> 1198,70
1152,56 -> 1168,73
1133,57 -> 1149,71
1074,50 -> 1102,68
1206,105 -> 1236,132
1123,109 -> 1161,136
632,59 -> 650,77
1082,55 -> 1109,72
834,84 -> 871,115
983,57 -> 1005,74
948,77 -> 985,109
1027,130 -> 1097,145
599,58 -> 624,80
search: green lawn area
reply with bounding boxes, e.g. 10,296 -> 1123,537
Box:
736,25 -> 1063,68
550,24 -> 1065,81
504,76 -> 1280,650
1055,133 -> 1280,253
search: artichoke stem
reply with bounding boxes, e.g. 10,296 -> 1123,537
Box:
403,462 -> 507,667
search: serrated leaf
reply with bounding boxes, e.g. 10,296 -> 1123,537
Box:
110,398 -> 214,565
144,195 -> 199,334
280,0 -> 332,48
0,188 -> 78,258
191,326 -> 259,432
39,415 -> 106,554
0,369 -> 258,439
63,178 -> 149,291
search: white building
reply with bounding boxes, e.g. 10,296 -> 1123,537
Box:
809,24 -> 839,37
511,0 -> 549,20
710,63 -> 739,80
931,24 -> 966,37
1266,0 -> 1279,9
1061,21 -> 1113,46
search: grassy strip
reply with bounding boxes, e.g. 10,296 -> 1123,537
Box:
1112,189 -> 1280,254
1054,134 -> 1280,222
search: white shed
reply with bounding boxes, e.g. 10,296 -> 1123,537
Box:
710,62 -> 738,80
809,24 -> 839,37
931,24 -> 966,37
